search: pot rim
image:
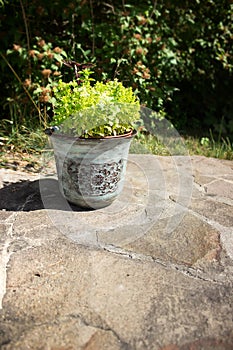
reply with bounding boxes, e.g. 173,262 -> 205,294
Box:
50,129 -> 137,141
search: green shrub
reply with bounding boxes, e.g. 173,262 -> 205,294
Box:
1,0 -> 233,140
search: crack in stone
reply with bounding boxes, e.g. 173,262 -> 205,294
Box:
154,259 -> 230,285
96,231 -> 100,246
165,194 -> 233,262
193,184 -> 207,196
103,245 -> 139,260
171,264 -> 232,285
194,176 -> 232,187
16,192 -> 38,211
169,199 -> 231,240
0,192 -> 40,310
68,312 -> 132,350
0,239 -> 14,309
101,244 -> 229,286
0,212 -> 18,309
187,206 -> 233,261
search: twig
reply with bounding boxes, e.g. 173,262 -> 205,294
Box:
71,13 -> 76,57
149,0 -> 158,19
102,2 -> 115,14
89,0 -> 95,56
19,0 -> 31,80
122,0 -> 126,12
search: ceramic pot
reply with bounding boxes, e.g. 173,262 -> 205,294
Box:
49,130 -> 136,209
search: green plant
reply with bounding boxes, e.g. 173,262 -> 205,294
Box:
50,68 -> 140,138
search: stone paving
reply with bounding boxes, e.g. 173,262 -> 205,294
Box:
0,154 -> 233,349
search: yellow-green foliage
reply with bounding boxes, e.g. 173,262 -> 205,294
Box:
51,69 -> 140,137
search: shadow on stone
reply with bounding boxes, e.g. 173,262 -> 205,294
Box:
0,179 -> 90,212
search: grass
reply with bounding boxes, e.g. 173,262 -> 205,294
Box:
131,134 -> 171,155
0,125 -> 233,173
0,125 -> 47,172
131,132 -> 233,160
184,135 -> 233,160
0,125 -> 47,153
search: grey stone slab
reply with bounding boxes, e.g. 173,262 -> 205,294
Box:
0,238 -> 233,349
0,155 -> 233,349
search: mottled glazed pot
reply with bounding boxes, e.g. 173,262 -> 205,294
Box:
50,131 -> 136,209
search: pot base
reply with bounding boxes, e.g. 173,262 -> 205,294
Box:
66,195 -> 118,210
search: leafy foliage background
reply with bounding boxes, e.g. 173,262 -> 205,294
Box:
1,0 -> 233,138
